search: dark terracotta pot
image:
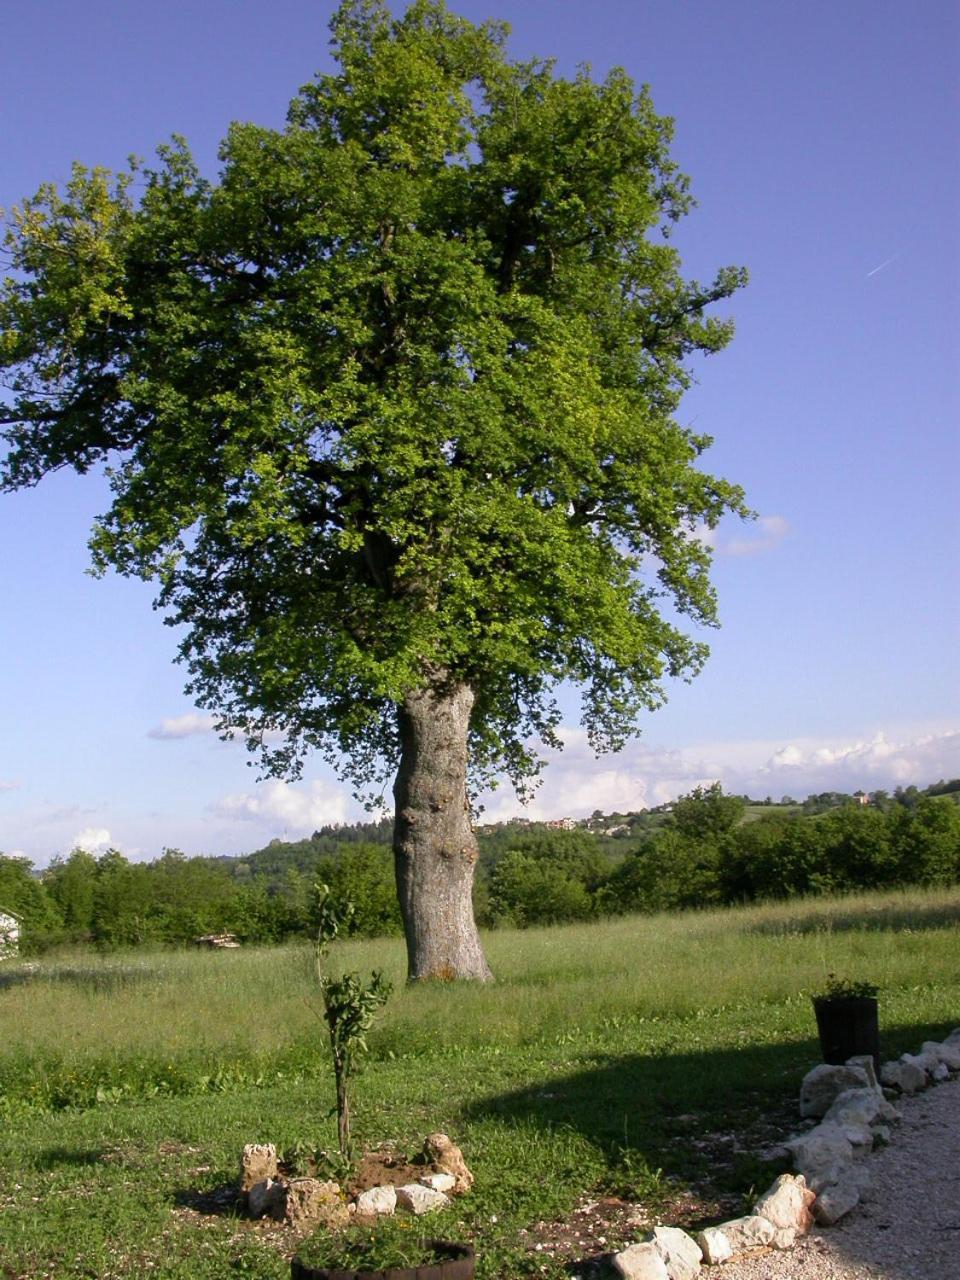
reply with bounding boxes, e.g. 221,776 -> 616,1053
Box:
813,995 -> 880,1071
291,1240 -> 475,1280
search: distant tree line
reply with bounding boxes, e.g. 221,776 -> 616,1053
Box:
1,780 -> 958,952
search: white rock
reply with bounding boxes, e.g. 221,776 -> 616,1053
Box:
248,1177 -> 284,1218
837,1122 -> 874,1156
240,1142 -> 279,1193
799,1064 -> 871,1118
421,1132 -> 473,1194
932,1061 -> 950,1081
813,1178 -> 862,1225
284,1178 -> 347,1228
723,1215 -> 777,1252
395,1183 -> 450,1215
901,1061 -> 930,1092
813,1157 -> 871,1205
753,1174 -> 816,1248
844,1054 -> 880,1090
902,1049 -> 939,1076
922,1040 -> 960,1071
355,1184 -> 397,1216
610,1242 -> 669,1280
823,1086 -> 882,1129
418,1172 -> 456,1193
878,1096 -> 902,1123
695,1228 -> 733,1265
649,1225 -> 702,1279
878,1060 -> 899,1087
879,1059 -> 927,1094
786,1122 -> 854,1181
802,1161 -> 846,1195
944,1027 -> 960,1046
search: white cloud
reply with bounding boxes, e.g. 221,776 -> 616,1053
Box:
0,779 -> 20,792
147,713 -> 219,740
71,827 -> 114,854
720,514 -> 789,557
8,725 -> 956,868
755,730 -> 959,794
147,713 -> 287,746
767,744 -> 805,768
478,728 -> 710,821
213,778 -> 349,835
692,514 -> 788,558
477,726 -> 960,818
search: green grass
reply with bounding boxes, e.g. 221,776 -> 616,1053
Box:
741,803 -> 804,823
1,886 -> 958,1278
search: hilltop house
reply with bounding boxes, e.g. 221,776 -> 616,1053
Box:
0,908 -> 21,960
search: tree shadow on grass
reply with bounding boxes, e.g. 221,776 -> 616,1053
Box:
0,969 -> 36,990
49,965 -> 161,992
173,1183 -> 244,1216
469,1036 -> 809,1205
0,965 -> 161,993
33,1147 -> 104,1171
744,900 -> 960,937
463,1015 -> 957,1276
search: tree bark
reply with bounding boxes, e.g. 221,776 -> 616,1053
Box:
393,681 -> 493,982
334,1055 -> 351,1161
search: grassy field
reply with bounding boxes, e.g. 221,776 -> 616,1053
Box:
1,886 -> 958,1278
741,802 -> 803,823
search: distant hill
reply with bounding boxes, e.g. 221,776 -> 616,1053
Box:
6,775 -> 956,953
227,776 -> 960,879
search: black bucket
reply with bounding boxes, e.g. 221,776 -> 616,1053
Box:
291,1241 -> 475,1280
813,996 -> 880,1071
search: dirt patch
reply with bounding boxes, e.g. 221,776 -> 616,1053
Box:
518,1185 -> 747,1275
174,1135 -> 750,1275
171,1143 -> 428,1252
157,1140 -> 202,1158
169,1197 -> 305,1266
346,1143 -> 432,1196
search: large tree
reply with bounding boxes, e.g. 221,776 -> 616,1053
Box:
0,0 -> 747,980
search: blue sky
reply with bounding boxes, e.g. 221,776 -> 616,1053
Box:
1,0 -> 957,865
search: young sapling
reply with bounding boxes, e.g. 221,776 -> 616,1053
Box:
314,884 -> 392,1162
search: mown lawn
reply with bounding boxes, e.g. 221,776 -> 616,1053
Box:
1,887 -> 957,1278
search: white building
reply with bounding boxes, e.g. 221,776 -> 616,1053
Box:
0,909 -> 21,960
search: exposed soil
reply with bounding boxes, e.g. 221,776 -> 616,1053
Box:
171,1140 -> 455,1261
517,1184 -> 746,1277
347,1143 -> 429,1196
169,1118 -> 789,1275
515,1100 -> 801,1274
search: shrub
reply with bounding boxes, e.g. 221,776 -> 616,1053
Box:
488,851 -> 593,926
600,831 -> 721,914
314,844 -> 402,937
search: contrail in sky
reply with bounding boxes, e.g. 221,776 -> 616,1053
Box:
866,253 -> 900,278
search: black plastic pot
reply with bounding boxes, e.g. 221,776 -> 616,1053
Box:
291,1240 -> 475,1280
813,995 -> 880,1071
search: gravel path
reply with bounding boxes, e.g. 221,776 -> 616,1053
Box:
714,1076 -> 960,1280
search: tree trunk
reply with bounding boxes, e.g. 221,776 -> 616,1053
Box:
334,1055 -> 351,1161
393,681 -> 493,982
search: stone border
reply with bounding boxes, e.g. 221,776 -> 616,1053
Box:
238,1133 -> 473,1231
608,1026 -> 960,1278
236,1035 -> 960,1279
